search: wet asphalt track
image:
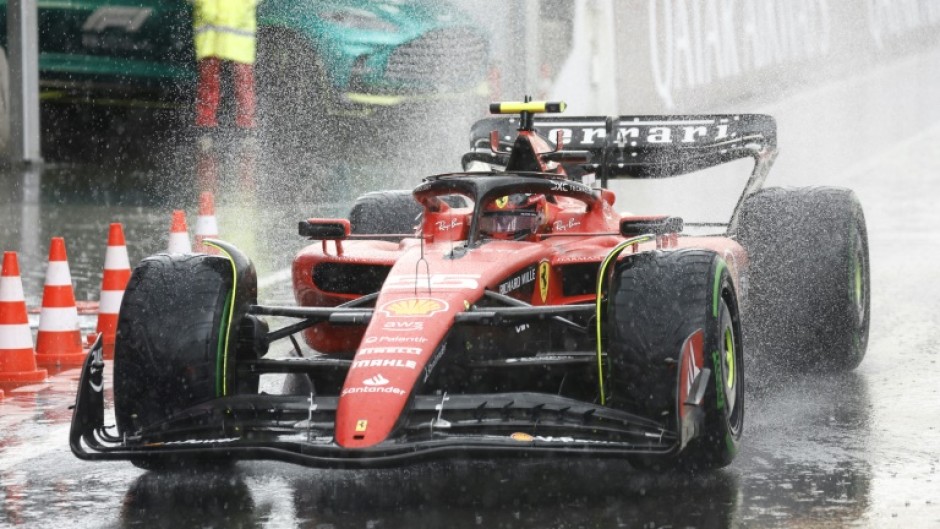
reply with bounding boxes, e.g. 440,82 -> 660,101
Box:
2,48 -> 940,528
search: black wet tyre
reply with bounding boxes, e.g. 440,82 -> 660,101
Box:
348,190 -> 422,234
735,187 -> 870,372
114,253 -> 255,435
608,249 -> 744,470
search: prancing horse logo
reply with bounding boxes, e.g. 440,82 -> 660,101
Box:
538,261 -> 550,302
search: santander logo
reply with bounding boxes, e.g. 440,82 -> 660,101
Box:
362,374 -> 390,386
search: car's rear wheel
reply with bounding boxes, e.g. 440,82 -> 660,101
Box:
607,249 -> 744,470
348,190 -> 422,234
735,186 -> 870,373
113,250 -> 264,470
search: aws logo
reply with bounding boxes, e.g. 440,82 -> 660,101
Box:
383,321 -> 424,332
380,298 -> 449,317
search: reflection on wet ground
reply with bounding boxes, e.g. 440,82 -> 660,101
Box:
124,460 -> 740,529
739,372 -> 873,527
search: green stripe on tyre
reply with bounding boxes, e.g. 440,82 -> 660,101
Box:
215,289 -> 233,397
713,260 -> 727,317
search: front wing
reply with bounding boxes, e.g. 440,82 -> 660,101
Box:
70,339 -> 679,469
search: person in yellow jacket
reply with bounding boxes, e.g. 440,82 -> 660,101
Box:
192,0 -> 258,129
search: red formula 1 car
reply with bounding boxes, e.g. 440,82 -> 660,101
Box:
71,101 -> 870,470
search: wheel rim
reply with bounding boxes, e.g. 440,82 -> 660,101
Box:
719,300 -> 742,435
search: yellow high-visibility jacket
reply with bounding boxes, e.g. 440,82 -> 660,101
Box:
192,0 -> 258,64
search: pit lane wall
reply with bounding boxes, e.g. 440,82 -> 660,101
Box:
550,0 -> 940,113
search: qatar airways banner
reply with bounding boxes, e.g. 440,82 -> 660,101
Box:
608,0 -> 940,112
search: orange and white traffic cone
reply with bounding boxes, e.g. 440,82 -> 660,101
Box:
34,238 -> 86,367
168,210 -> 192,254
95,223 -> 131,358
194,191 -> 219,254
0,252 -> 48,384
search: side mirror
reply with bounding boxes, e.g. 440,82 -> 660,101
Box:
299,219 -> 351,240
620,216 -> 683,237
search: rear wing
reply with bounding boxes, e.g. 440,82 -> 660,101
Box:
467,114 -> 777,182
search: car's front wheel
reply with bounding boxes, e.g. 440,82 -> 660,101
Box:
113,248 -> 265,469
607,249 -> 744,471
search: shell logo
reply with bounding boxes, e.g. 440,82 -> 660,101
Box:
381,298 -> 449,317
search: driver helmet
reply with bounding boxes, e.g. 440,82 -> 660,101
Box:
480,193 -> 547,239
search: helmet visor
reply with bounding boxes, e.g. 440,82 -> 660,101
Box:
480,210 -> 540,235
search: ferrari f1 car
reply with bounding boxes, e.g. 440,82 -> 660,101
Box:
71,100 -> 870,471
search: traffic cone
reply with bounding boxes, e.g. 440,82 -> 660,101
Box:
95,223 -> 131,358
0,252 -> 48,384
168,210 -> 192,253
35,238 -> 86,367
194,191 -> 219,254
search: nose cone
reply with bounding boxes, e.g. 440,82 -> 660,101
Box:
334,296 -> 457,448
